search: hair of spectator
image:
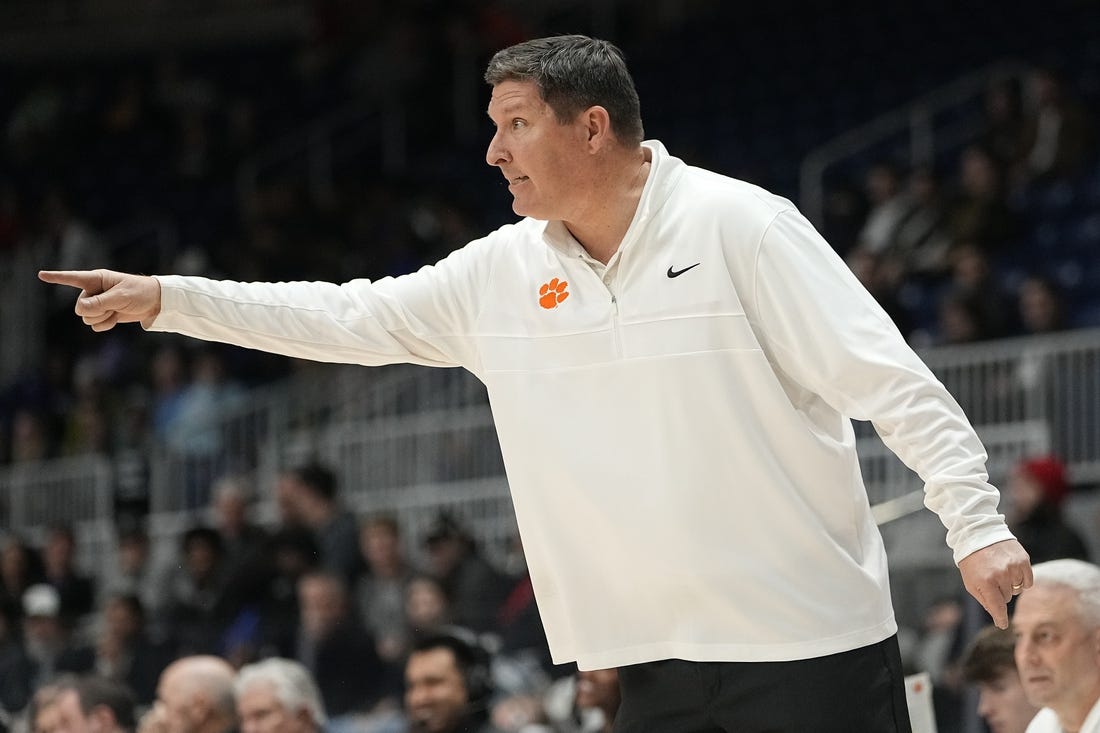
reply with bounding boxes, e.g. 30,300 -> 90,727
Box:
960,625 -> 1018,684
410,632 -> 493,703
213,474 -> 253,503
235,658 -> 327,728
106,593 -> 146,625
362,514 -> 400,537
288,462 -> 338,502
63,676 -> 138,732
1031,559 -> 1100,627
484,34 -> 644,147
181,526 -> 224,555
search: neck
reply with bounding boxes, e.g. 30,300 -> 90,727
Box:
1057,689 -> 1100,733
565,145 -> 651,264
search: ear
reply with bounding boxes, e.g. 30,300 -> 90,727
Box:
581,106 -> 613,151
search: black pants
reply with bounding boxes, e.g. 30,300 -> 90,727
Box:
613,636 -> 913,733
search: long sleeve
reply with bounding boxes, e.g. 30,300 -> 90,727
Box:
747,209 -> 1014,564
149,235 -> 500,375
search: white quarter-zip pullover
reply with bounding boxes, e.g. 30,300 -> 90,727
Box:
151,141 -> 1015,669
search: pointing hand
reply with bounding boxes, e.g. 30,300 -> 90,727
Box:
38,269 -> 162,331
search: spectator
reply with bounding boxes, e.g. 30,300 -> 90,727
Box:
405,575 -> 455,642
29,682 -> 67,733
423,515 -> 508,634
0,584 -> 94,712
981,77 -> 1029,171
275,463 -> 362,584
888,166 -> 952,278
1012,559 -> 1100,733
42,524 -> 95,625
1017,276 -> 1068,336
161,527 -> 232,655
290,571 -> 389,717
211,473 -> 269,603
55,675 -> 138,733
845,247 -> 914,338
913,595 -> 966,733
1006,456 -> 1089,565
572,669 -> 620,733
404,633 -> 501,733
235,658 -> 326,733
0,534 -> 44,629
1021,66 -> 1097,183
252,528 -> 320,662
959,625 -> 1038,733
210,475 -> 268,588
937,292 -> 989,345
100,528 -> 163,638
355,516 -> 414,663
947,146 -> 1017,252
857,161 -> 913,255
141,656 -> 237,733
94,594 -> 174,707
167,349 -> 246,509
944,242 -> 1013,339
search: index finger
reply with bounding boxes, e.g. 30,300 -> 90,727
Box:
38,270 -> 105,293
981,586 -> 1010,629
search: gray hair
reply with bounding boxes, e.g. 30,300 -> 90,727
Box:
484,34 -> 644,147
1031,559 -> 1100,628
235,658 -> 327,727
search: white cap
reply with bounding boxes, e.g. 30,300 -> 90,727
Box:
22,584 -> 60,618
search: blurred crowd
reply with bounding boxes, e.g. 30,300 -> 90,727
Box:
0,459 -> 626,732
826,66 -> 1098,347
1,2 -> 1099,732
0,450 -> 1093,732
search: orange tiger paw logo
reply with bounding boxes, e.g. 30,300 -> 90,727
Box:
538,278 -> 569,309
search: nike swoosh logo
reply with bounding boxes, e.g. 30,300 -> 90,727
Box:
667,263 -> 701,278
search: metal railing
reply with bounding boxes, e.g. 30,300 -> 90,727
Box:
799,61 -> 1027,226
2,328 -> 1098,571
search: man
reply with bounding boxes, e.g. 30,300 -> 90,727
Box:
234,658 -> 325,733
960,625 -> 1039,733
94,593 -> 174,706
0,584 -> 94,710
289,571 -> 390,716
41,34 -> 1030,730
355,515 -> 414,662
274,463 -> 362,584
140,656 -> 237,733
573,668 -> 621,733
54,676 -> 138,733
1012,559 -> 1100,733
422,514 -> 508,633
405,633 -> 501,733
29,683 -> 67,733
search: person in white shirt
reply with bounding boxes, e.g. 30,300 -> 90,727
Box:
1013,560 -> 1100,733
41,34 -> 1031,731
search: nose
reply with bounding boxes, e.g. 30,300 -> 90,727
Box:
485,129 -> 508,167
977,690 -> 993,717
1016,637 -> 1032,663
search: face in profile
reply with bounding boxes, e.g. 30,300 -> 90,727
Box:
1013,584 -> 1100,714
485,79 -> 590,222
975,668 -> 1039,733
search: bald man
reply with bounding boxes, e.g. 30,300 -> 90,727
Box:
140,656 -> 237,733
